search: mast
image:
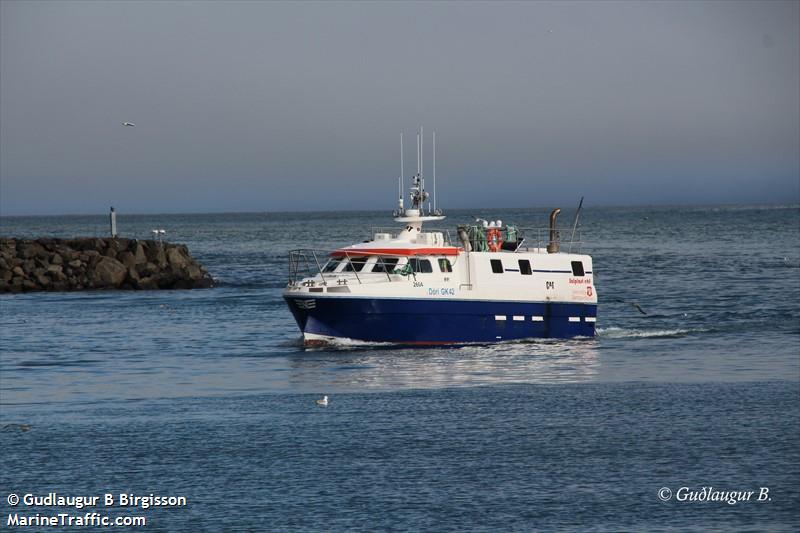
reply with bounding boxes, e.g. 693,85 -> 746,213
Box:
433,131 -> 436,214
399,132 -> 404,211
393,126 -> 444,226
420,126 -> 424,210
416,131 -> 420,179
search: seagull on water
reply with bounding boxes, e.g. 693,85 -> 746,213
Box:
315,395 -> 328,406
122,122 -> 135,127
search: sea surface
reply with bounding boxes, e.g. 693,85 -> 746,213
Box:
1,205 -> 799,531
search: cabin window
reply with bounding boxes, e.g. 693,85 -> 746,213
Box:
323,258 -> 341,272
571,261 -> 585,277
490,259 -> 504,273
343,257 -> 369,272
519,259 -> 532,275
372,257 -> 399,273
438,258 -> 453,273
409,258 -> 433,273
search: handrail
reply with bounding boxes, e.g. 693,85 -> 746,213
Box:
311,250 -> 326,284
343,251 -> 362,285
288,249 -> 331,284
369,226 -> 453,245
288,249 -> 415,284
462,226 -> 583,254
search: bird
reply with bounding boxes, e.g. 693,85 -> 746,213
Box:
122,122 -> 135,127
610,297 -> 648,316
3,423 -> 31,432
315,395 -> 329,406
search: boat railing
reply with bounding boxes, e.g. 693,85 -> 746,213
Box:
288,249 -> 404,285
515,227 -> 583,253
288,249 -> 330,285
463,226 -> 583,254
369,226 -> 454,245
366,225 -> 583,253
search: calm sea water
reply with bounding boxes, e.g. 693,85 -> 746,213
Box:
1,205 -> 799,531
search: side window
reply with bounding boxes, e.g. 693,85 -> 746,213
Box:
410,258 -> 433,273
373,257 -> 399,273
571,261 -> 585,277
519,259 -> 532,275
343,257 -> 368,272
438,258 -> 453,273
490,259 -> 503,273
323,258 -> 341,272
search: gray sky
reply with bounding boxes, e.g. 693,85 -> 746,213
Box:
1,0 -> 798,215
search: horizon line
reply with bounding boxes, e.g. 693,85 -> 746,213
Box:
1,200 -> 799,219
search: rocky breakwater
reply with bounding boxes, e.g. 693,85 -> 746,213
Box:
0,237 -> 214,293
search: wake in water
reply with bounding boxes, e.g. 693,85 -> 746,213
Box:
296,328 -> 707,351
290,332 -> 599,352
596,326 -> 709,339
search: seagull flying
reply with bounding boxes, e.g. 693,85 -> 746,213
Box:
122,122 -> 135,127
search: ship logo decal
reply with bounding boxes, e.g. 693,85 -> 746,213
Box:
295,299 -> 316,310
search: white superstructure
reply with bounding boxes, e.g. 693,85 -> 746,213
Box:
283,130 -> 597,345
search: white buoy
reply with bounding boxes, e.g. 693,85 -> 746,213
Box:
109,207 -> 117,238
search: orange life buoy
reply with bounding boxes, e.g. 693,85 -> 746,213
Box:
487,228 -> 503,252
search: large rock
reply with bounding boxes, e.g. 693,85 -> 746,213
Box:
166,247 -> 189,270
91,257 -> 127,287
118,251 -> 137,269
69,238 -> 105,251
136,275 -> 159,290
19,242 -> 47,259
133,242 -> 147,264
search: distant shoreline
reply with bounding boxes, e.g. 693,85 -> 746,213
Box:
1,202 -> 798,219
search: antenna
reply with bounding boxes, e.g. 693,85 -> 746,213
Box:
420,126 -> 424,211
433,131 -> 436,213
416,131 -> 420,178
399,132 -> 404,209
569,196 -> 584,253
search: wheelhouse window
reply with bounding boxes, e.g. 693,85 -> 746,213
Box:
372,257 -> 399,273
519,259 -> 532,275
343,256 -> 369,272
409,258 -> 433,273
323,258 -> 342,272
571,261 -> 585,276
438,258 -> 453,273
490,259 -> 504,273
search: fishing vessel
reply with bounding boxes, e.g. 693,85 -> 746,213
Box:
283,129 -> 597,345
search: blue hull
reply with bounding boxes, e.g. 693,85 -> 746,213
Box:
284,296 -> 596,344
